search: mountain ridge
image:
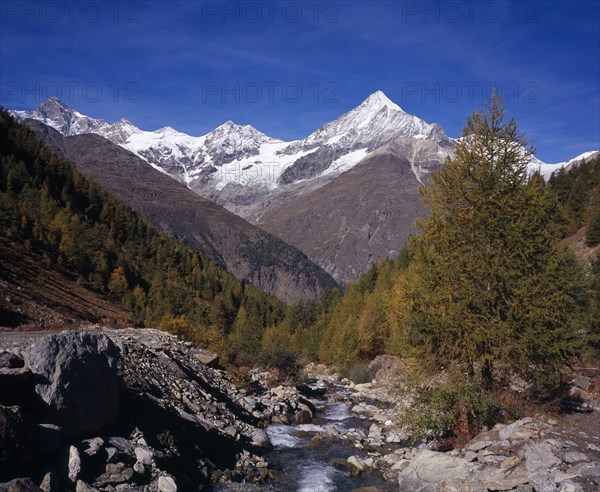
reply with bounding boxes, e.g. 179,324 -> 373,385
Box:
23,119 -> 337,303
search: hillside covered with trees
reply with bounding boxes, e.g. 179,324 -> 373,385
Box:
0,110 -> 289,364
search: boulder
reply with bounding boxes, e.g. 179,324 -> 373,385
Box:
347,455 -> 368,476
0,478 -> 41,492
190,349 -> 220,368
471,456 -> 529,490
158,476 -> 177,492
134,447 -> 153,465
250,429 -> 271,449
292,409 -> 312,424
0,352 -> 24,369
0,406 -> 32,480
397,450 -> 479,491
75,481 -> 98,492
38,472 -> 58,492
67,446 -> 81,483
95,463 -> 134,486
25,332 -> 119,439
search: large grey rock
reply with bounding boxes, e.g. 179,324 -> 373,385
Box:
75,481 -> 98,492
95,463 -> 134,486
0,406 -> 32,480
471,456 -> 529,490
397,450 -> 479,491
0,478 -> 41,492
39,472 -> 58,492
525,442 -> 560,472
67,446 -> 81,483
157,476 -> 177,492
134,447 -> 153,465
25,332 -> 119,439
250,429 -> 271,448
525,442 -> 560,492
190,349 -> 220,368
292,409 -> 312,424
0,352 -> 24,369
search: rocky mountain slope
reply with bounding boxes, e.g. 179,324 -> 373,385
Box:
23,120 -> 336,303
12,95 -> 598,284
252,137 -> 449,282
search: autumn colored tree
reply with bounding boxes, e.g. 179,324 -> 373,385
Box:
395,95 -> 587,389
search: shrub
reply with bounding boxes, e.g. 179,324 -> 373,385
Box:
400,365 -> 503,445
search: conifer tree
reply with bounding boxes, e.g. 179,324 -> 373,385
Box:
396,95 -> 587,389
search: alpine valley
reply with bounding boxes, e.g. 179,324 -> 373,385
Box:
11,92 -> 599,285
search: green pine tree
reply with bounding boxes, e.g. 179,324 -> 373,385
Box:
396,95 -> 587,390
585,206 -> 600,246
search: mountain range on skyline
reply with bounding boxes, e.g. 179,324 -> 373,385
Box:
11,93 -> 599,283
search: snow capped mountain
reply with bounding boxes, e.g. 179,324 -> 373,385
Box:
11,93 -> 598,214
276,91 -> 450,185
294,90 -> 446,151
12,97 -> 112,136
529,150 -> 600,178
11,98 -> 140,144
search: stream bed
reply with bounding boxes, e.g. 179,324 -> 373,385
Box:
218,384 -> 398,491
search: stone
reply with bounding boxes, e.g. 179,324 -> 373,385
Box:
292,409 -> 312,424
95,463 -> 134,485
0,405 -> 32,480
250,429 -> 271,448
397,450 -> 479,491
105,447 -> 117,462
38,472 -> 58,492
81,437 -> 104,457
190,349 -> 220,368
391,459 -> 411,471
25,332 -> 119,439
75,481 -> 98,492
157,476 -> 177,492
134,447 -> 153,465
574,374 -> 591,391
133,462 -> 145,475
580,465 -> 600,477
472,456 -> 529,490
562,451 -> 589,464
467,439 -> 493,452
0,478 -> 41,492
347,455 -> 368,475
368,424 -> 382,439
464,451 -> 478,462
32,424 -> 63,455
0,352 -> 24,369
525,442 -> 561,473
559,480 -> 581,492
529,475 -> 558,492
67,445 -> 81,483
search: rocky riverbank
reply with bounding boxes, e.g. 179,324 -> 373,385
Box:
0,328 -> 314,491
1,329 -> 599,491
299,359 -> 600,492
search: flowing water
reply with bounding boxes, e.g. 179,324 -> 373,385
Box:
228,385 -> 397,491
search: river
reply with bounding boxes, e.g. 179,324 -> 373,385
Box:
217,383 -> 398,491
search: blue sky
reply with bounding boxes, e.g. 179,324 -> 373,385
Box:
1,0 -> 598,163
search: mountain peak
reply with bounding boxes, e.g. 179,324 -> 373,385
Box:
361,91 -> 404,113
37,97 -> 74,112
